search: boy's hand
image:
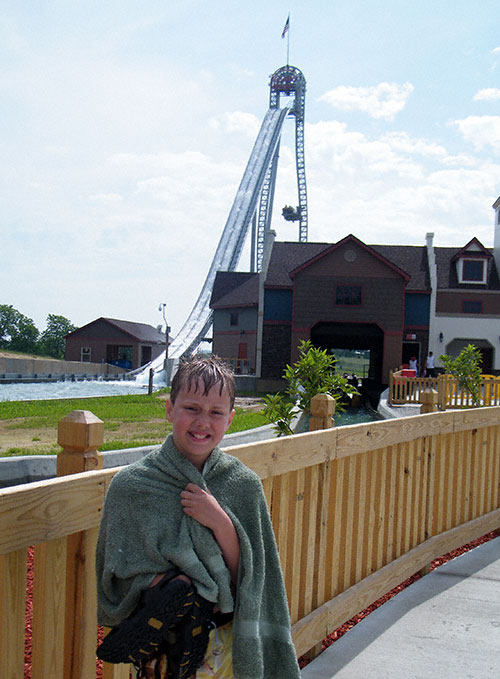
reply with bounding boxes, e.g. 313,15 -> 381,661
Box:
181,482 -> 240,585
180,482 -> 225,530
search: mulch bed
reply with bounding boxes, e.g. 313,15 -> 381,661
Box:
298,528 -> 500,668
23,529 -> 499,677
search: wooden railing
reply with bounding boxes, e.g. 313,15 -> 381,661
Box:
1,405 -> 499,677
389,371 -> 500,409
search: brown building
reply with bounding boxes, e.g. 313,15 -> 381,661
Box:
65,317 -> 166,370
211,226 -> 500,387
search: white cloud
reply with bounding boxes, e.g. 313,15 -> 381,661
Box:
269,118 -> 500,251
88,193 -> 123,204
318,82 -> 414,121
209,111 -> 260,137
473,88 -> 500,101
452,115 -> 500,152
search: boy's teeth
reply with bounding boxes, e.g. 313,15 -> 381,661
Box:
192,433 -> 208,440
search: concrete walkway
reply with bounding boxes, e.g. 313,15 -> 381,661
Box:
301,536 -> 500,679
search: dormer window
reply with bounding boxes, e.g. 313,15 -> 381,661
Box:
458,258 -> 486,284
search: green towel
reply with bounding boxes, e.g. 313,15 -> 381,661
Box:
96,434 -> 300,679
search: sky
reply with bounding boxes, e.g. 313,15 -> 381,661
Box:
3,1 -> 500,341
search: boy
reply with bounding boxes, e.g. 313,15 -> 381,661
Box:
96,356 -> 301,679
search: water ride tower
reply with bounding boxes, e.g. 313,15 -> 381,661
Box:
160,65 -> 310,363
253,65 -> 308,271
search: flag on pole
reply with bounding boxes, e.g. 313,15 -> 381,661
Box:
281,15 -> 289,39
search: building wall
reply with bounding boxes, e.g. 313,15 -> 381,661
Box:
292,244 -> 406,332
433,315 -> 499,370
436,290 -> 500,315
212,308 -> 258,373
66,336 -> 128,365
405,293 -> 430,325
286,243 -> 406,383
65,319 -> 163,369
261,323 -> 292,380
264,289 -> 293,321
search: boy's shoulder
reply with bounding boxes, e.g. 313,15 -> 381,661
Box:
213,449 -> 262,487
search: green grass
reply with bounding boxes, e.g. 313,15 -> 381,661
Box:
0,394 -> 167,429
227,409 -> 268,433
0,394 -> 267,457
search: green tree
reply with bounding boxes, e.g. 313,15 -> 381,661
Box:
439,344 -> 482,406
284,340 -> 352,412
263,340 -> 354,436
38,314 -> 77,359
0,304 -> 39,353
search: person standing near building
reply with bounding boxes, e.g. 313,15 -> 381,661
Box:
425,351 -> 436,377
409,357 -> 418,376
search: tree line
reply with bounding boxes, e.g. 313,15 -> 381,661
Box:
0,305 -> 77,359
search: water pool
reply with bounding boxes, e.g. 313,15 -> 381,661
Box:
334,407 -> 383,426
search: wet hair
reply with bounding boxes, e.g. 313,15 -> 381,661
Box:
170,356 -> 236,409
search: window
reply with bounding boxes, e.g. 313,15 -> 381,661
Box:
336,285 -> 362,306
81,347 -> 91,362
460,259 -> 485,284
230,312 -> 239,326
463,300 -> 482,314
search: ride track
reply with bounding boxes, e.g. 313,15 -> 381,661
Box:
144,65 -> 309,376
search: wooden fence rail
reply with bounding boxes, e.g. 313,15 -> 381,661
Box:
389,372 -> 500,409
1,405 -> 499,678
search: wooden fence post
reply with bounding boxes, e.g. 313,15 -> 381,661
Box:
309,394 -> 335,431
437,374 -> 446,410
420,389 -> 438,414
58,410 -> 104,679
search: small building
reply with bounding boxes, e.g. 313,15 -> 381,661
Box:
65,317 -> 166,370
210,272 -> 259,374
210,197 -> 500,388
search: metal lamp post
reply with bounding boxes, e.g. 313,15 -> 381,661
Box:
158,303 -> 170,377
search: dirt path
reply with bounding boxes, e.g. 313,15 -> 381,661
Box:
0,418 -> 170,455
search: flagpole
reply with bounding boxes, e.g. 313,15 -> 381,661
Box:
281,14 -> 290,66
287,22 -> 290,66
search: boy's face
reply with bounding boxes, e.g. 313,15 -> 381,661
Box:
165,380 -> 235,470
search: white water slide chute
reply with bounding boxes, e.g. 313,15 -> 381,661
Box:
143,65 -> 308,380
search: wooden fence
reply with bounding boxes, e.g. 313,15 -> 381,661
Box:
389,371 -> 500,409
1,405 -> 500,678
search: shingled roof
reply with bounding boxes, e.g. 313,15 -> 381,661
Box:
67,317 -> 165,343
265,241 -> 331,287
371,245 -> 430,291
210,272 -> 259,308
210,236 -> 500,307
434,247 -> 500,290
265,240 -> 428,291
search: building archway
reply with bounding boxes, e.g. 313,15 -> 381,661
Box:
444,338 -> 494,373
310,322 -> 385,384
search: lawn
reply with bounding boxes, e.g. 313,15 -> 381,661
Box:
0,392 -> 267,456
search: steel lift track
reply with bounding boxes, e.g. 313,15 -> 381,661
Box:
143,65 -> 308,375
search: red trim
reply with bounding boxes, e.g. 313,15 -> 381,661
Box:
213,330 -> 257,336
263,320 -> 292,326
211,303 -> 257,309
451,237 -> 492,261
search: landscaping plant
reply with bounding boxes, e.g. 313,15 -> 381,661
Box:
439,343 -> 482,406
263,340 -> 355,436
